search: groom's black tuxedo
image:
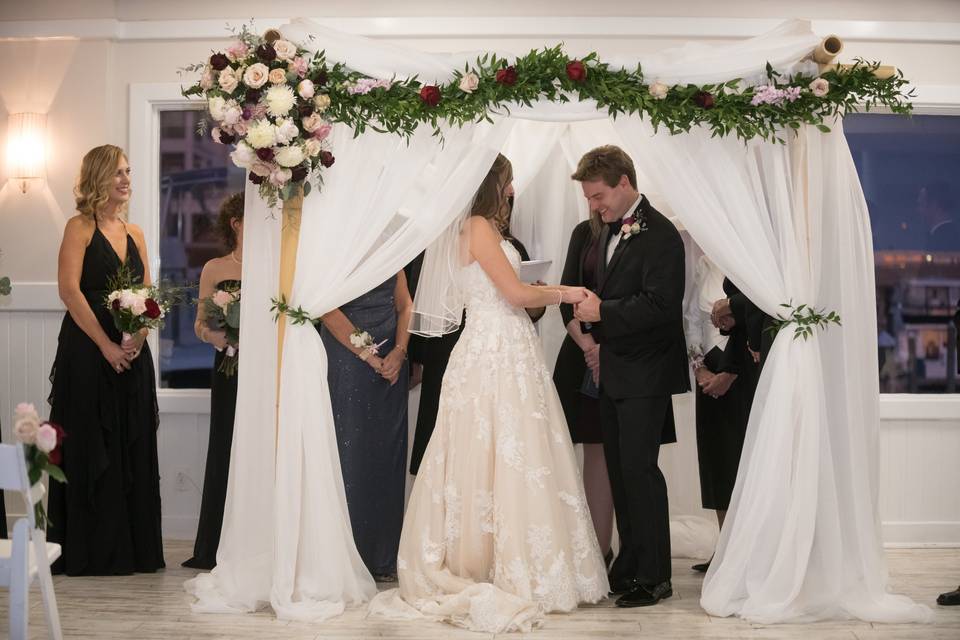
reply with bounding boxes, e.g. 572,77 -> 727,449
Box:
588,194 -> 688,588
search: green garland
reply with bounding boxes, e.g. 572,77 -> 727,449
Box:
270,295 -> 319,326
767,302 -> 842,341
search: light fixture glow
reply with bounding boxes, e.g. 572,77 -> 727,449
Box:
6,112 -> 47,193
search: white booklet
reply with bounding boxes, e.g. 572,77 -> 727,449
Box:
518,259 -> 552,283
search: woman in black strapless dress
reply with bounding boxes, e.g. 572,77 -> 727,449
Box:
47,145 -> 164,575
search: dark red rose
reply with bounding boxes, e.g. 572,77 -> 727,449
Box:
249,172 -> 265,185
144,298 -> 162,319
256,147 -> 274,161
419,85 -> 441,107
209,53 -> 229,71
290,165 -> 308,182
314,69 -> 328,87
495,66 -> 518,86
48,447 -> 62,465
244,88 -> 262,104
111,298 -> 120,311
694,91 -> 715,109
319,151 -> 335,168
566,60 -> 587,82
298,102 -> 314,118
51,421 -> 66,444
216,129 -> 236,145
256,43 -> 277,62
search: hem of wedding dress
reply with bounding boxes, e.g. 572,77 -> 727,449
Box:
700,594 -> 935,625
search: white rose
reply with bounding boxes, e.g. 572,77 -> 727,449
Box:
265,85 -> 296,118
223,105 -> 243,126
301,112 -> 323,133
14,414 -> 40,445
218,66 -> 239,93
313,94 -> 331,112
269,166 -> 292,186
649,81 -> 669,100
304,138 -> 322,157
274,118 -> 300,145
274,145 -> 305,168
269,67 -> 288,85
809,78 -> 830,98
250,160 -> 274,177
35,423 -> 58,453
243,62 -> 270,89
458,72 -> 480,93
272,39 -> 297,61
208,96 -> 227,121
246,119 -> 277,149
297,79 -> 315,99
230,141 -> 256,169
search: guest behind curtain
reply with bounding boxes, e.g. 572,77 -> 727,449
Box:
320,272 -> 413,579
553,212 -> 614,562
47,145 -> 164,575
684,258 -> 758,573
182,192 -> 244,570
407,195 -> 544,475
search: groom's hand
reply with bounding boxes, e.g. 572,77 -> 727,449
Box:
574,290 -> 602,323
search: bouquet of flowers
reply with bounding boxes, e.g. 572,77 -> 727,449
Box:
104,264 -> 183,344
181,24 -> 336,206
203,286 -> 241,376
12,402 -> 66,529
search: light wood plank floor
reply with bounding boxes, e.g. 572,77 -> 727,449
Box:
2,540 -> 958,639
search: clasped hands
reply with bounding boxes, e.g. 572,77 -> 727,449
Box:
571,288 -> 602,323
367,346 -> 405,386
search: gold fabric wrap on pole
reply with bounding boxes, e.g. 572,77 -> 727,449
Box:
276,188 -> 303,427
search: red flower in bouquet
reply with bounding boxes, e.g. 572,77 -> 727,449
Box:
694,91 -> 715,109
419,85 -> 442,107
144,298 -> 162,319
319,151 -> 336,168
566,60 -> 587,82
495,66 -> 518,86
209,52 -> 230,71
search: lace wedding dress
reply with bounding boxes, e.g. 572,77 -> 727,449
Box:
370,240 -> 608,632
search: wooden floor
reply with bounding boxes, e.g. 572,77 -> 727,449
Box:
3,540 -> 959,639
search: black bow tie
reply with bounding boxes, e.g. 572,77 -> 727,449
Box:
607,220 -> 623,234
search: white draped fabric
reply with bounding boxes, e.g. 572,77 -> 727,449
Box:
189,17 -> 931,625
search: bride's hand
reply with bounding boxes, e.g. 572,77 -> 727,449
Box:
560,286 -> 588,304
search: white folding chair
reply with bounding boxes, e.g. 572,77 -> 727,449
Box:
0,442 -> 63,640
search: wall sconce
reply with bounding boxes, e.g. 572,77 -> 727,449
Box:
6,112 -> 47,193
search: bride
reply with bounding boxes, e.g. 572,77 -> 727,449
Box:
371,154 -> 609,632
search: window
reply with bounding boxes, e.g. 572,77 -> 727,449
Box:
844,113 -> 960,393
157,108 -> 246,388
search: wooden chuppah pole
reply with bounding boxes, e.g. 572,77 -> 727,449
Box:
812,35 -> 899,79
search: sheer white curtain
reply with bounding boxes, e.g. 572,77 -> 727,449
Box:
614,117 -> 931,623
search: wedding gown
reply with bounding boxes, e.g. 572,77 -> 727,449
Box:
370,240 -> 608,632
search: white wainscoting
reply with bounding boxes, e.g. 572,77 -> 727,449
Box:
2,295 -> 959,546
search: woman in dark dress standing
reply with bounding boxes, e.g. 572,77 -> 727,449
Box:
407,194 -> 544,475
553,213 -> 614,561
182,193 -> 244,570
47,145 -> 164,575
320,273 -> 413,580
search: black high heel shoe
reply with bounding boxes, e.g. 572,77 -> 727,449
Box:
692,555 -> 713,573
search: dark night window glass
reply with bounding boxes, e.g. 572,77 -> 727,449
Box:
157,109 -> 246,389
844,113 -> 960,393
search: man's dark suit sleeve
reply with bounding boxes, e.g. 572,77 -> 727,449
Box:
599,232 -> 685,338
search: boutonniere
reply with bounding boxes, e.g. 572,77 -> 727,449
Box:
619,211 -> 649,238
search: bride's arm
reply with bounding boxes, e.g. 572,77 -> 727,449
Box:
468,216 -> 584,307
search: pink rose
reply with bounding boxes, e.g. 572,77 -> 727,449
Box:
301,112 -> 323,133
212,289 -> 233,310
223,105 -> 243,125
312,122 -> 332,141
226,40 -> 249,61
35,423 -> 58,453
269,68 -> 288,85
250,160 -> 274,177
200,65 -> 215,90
269,166 -> 292,186
272,39 -> 297,61
15,402 -> 37,416
233,119 -> 248,135
289,56 -> 309,77
218,67 -> 239,93
297,79 -> 315,99
243,63 -> 270,89
809,78 -> 830,97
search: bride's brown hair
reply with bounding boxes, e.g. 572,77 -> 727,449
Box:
470,154 -> 513,220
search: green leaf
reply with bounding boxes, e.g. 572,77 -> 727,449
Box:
45,464 -> 67,483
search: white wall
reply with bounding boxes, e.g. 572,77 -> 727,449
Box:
1,1 -> 959,544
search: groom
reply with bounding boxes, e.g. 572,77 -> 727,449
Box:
571,145 -> 689,607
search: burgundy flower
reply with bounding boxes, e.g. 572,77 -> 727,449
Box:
111,298 -> 121,311
256,148 -> 274,161
249,172 -> 265,185
244,88 -> 262,104
495,66 -> 518,86
694,91 -> 715,109
48,446 -> 62,466
319,151 -> 335,168
290,165 -> 308,182
209,53 -> 230,71
565,60 -> 587,82
314,69 -> 328,87
216,129 -> 236,145
144,298 -> 162,319
419,85 -> 441,107
256,43 -> 277,62
298,102 -> 314,118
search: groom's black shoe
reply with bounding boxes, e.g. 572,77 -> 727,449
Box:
616,581 -> 673,608
608,576 -> 639,596
938,586 -> 960,606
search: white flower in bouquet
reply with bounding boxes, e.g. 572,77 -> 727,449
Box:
269,166 -> 292,186
268,67 -> 288,85
649,81 -> 670,100
218,66 -> 240,93
208,96 -> 227,121
243,62 -> 270,89
314,94 -> 331,112
226,40 -> 249,61
230,141 -> 256,168
35,423 -> 58,453
246,119 -> 278,149
250,160 -> 274,177
14,402 -> 40,445
302,112 -> 324,133
223,104 -> 243,126
304,137 -> 322,157
272,39 -> 297,61
275,145 -> 305,167
274,118 -> 300,145
119,289 -> 147,316
809,78 -> 830,97
265,85 -> 296,117
200,65 -> 215,90
212,289 -> 234,311
297,79 -> 315,99
459,72 -> 480,93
